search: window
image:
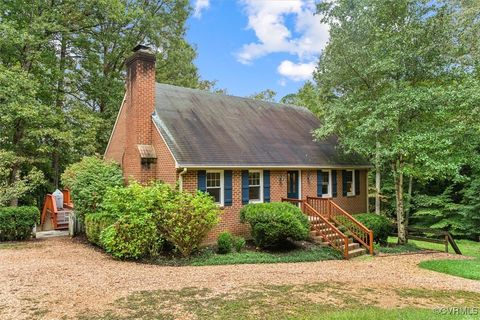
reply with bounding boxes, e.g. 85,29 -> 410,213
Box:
345,170 -> 355,196
248,171 -> 263,203
321,170 -> 331,197
206,171 -> 223,204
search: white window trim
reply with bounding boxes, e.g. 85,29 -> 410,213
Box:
248,170 -> 264,203
322,170 -> 333,198
346,169 -> 356,197
206,170 -> 224,206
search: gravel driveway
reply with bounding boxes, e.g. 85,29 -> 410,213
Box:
0,237 -> 478,319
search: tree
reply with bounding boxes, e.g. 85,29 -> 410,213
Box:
0,0 -> 207,204
280,81 -> 323,117
314,0 -> 480,243
249,89 -> 277,102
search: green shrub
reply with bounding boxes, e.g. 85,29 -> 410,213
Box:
154,190 -> 221,257
100,213 -> 162,260
240,203 -> 309,248
355,213 -> 391,245
85,212 -> 120,246
100,182 -> 170,217
217,232 -> 233,254
0,206 -> 39,241
61,156 -> 123,220
233,236 -> 246,252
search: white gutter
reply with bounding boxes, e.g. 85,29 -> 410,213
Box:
178,168 -> 188,191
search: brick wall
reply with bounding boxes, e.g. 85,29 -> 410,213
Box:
182,169 -> 368,244
104,99 -> 126,165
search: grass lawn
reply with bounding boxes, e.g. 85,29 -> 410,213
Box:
80,282 -> 480,320
152,245 -> 342,266
387,236 -> 480,280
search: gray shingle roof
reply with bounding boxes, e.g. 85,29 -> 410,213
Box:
152,83 -> 370,168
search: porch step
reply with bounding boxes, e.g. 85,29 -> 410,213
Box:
348,247 -> 367,258
55,223 -> 69,230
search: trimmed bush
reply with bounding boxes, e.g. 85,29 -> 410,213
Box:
85,212 -> 120,246
154,190 -> 221,257
0,206 -> 39,241
355,213 -> 391,245
240,203 -> 309,248
100,213 -> 162,260
233,236 -> 246,252
217,232 -> 233,254
61,156 -> 123,220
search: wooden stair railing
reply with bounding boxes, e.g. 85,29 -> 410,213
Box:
282,198 -> 350,259
307,196 -> 374,255
41,194 -> 58,229
40,189 -> 73,230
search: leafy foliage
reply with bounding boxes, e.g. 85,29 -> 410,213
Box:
233,236 -> 246,252
101,213 -> 162,260
0,206 -> 39,241
0,0 -> 210,204
240,203 -> 309,248
313,0 -> 480,243
61,157 -> 123,220
217,232 -> 233,254
85,212 -> 120,247
249,89 -> 277,102
153,189 -> 221,257
355,213 -> 391,245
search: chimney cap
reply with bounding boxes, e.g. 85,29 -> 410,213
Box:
133,44 -> 151,52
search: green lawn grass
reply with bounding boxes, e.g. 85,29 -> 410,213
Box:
152,245 -> 342,266
80,282 -> 480,320
387,236 -> 480,280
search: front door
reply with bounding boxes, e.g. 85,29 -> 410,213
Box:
287,171 -> 299,199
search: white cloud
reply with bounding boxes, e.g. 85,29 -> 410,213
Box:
193,0 -> 210,18
236,0 -> 329,81
277,60 -> 316,81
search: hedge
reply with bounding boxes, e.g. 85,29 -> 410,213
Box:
0,206 -> 39,241
355,213 -> 391,245
240,202 -> 309,247
85,212 -> 120,246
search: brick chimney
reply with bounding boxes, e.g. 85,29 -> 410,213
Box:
123,45 -> 157,182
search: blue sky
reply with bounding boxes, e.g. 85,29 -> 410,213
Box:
186,0 -> 329,101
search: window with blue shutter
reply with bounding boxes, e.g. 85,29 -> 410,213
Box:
197,170 -> 206,192
224,170 -> 232,206
317,170 -> 322,197
242,170 -> 249,204
263,170 -> 270,202
355,170 -> 360,196
332,170 -> 337,197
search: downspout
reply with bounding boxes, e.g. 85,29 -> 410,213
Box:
178,168 -> 188,191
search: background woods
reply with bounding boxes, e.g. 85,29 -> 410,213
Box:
0,0 -> 208,206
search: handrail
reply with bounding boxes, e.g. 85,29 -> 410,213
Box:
282,198 -> 349,259
41,195 -> 58,229
329,201 -> 373,255
307,196 -> 374,255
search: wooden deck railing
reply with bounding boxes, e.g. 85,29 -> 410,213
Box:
41,194 -> 58,229
282,198 -> 350,259
306,196 -> 373,255
40,189 -> 73,229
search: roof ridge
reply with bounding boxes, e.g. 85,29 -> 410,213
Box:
154,82 -> 311,113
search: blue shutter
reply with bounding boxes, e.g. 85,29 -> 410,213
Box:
355,170 -> 360,196
224,170 -> 232,206
242,170 -> 249,204
317,170 -> 323,197
342,170 -> 348,196
263,170 -> 270,203
198,170 -> 206,192
332,170 -> 337,197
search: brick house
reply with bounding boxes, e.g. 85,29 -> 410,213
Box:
104,45 -> 371,244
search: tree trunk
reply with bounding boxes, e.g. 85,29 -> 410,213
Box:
393,159 -> 407,244
375,141 -> 381,214
406,175 -> 413,227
